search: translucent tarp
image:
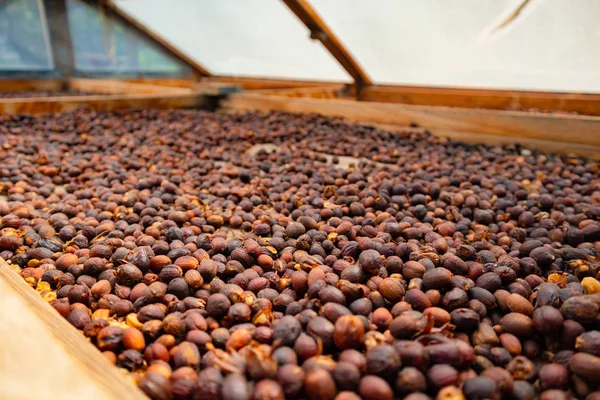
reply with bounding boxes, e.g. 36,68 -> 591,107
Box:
0,0 -> 53,70
67,0 -> 190,74
113,0 -> 351,82
3,0 -> 600,93
310,0 -> 600,93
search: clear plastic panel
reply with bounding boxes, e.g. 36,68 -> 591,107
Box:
113,0 -> 351,81
66,0 -> 188,74
0,0 -> 54,70
311,0 -> 600,93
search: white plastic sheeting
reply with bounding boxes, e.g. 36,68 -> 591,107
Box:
311,0 -> 600,92
114,0 -> 600,92
67,0 -> 188,73
113,0 -> 350,81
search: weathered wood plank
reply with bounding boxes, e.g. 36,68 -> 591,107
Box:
361,85 -> 600,116
0,79 -> 65,92
255,85 -> 347,98
69,78 -> 192,95
116,78 -> 600,116
0,92 -> 209,115
0,258 -> 147,400
203,76 -> 344,91
221,93 -> 600,147
121,78 -> 197,89
122,77 -> 341,91
120,77 -> 345,92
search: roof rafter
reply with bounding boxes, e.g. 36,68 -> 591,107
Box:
90,0 -> 212,78
282,0 -> 371,89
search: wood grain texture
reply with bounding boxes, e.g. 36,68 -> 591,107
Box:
221,93 -> 600,148
204,76 -> 345,90
0,92 -> 209,115
255,85 -> 347,98
281,0 -> 371,87
0,258 -> 147,400
360,85 -> 600,116
0,79 -> 65,92
121,78 -> 198,89
69,78 -> 192,95
122,77 -> 344,91
95,79 -> 600,115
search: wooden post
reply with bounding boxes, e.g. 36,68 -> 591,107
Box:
43,0 -> 75,77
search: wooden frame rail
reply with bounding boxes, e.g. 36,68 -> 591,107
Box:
3,77 -> 600,160
0,79 -> 66,92
198,77 -> 600,117
0,259 -> 147,400
0,93 -> 209,115
360,85 -> 600,116
203,76 -> 348,91
281,0 -> 371,90
69,78 -> 192,95
0,79 -> 210,115
220,89 -> 600,159
116,77 -> 347,91
254,85 -> 347,98
9,77 -> 600,117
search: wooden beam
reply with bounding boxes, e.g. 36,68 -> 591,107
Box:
120,78 -> 198,89
221,92 -> 600,148
281,0 -> 371,88
254,85 -> 348,98
0,79 -> 65,92
361,85 -> 600,116
120,77 -> 345,91
204,76 -> 345,91
0,259 -> 147,400
43,0 -> 75,76
0,92 -> 210,115
68,78 -> 192,95
116,76 -> 600,116
88,0 -> 211,78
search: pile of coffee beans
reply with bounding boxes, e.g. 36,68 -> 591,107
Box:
0,108 -> 599,400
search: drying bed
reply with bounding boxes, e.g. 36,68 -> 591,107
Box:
0,108 -> 599,400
